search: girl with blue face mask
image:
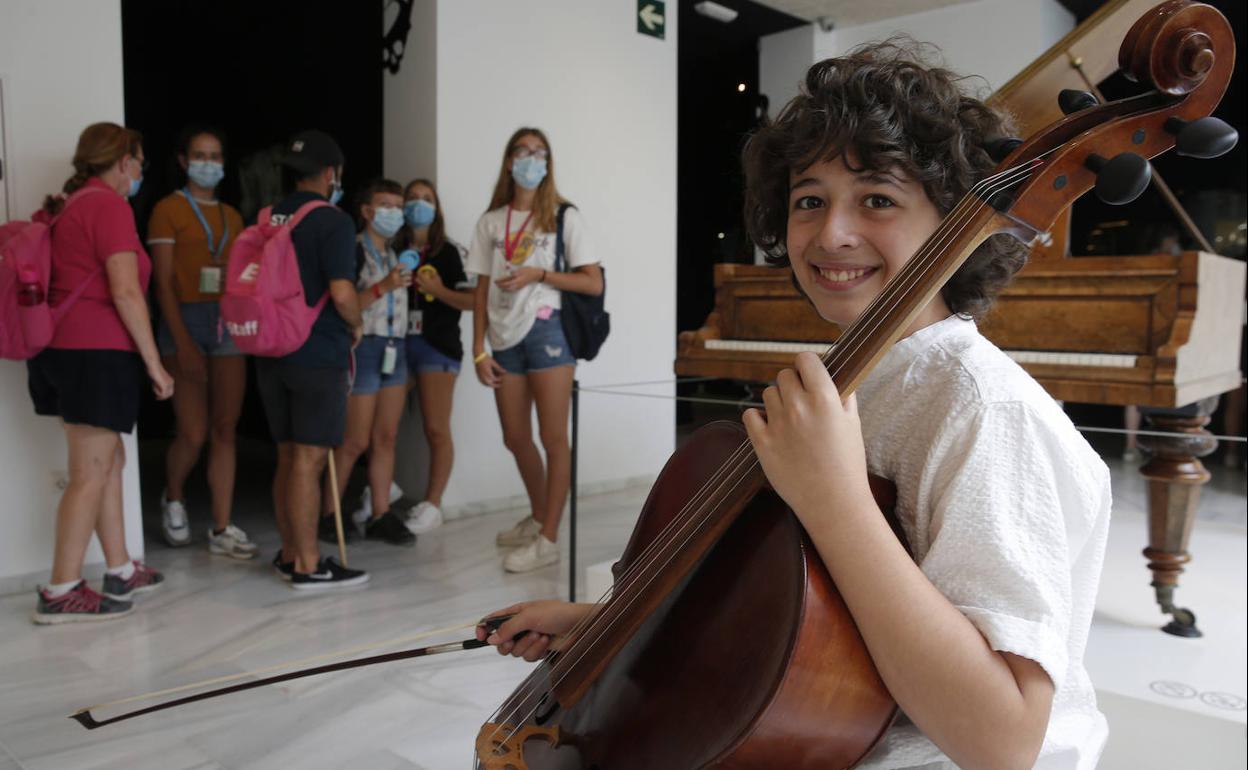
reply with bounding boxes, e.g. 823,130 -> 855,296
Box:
148,125 -> 255,560
465,127 -> 605,573
318,179 -> 417,548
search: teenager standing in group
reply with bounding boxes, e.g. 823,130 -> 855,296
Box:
398,178 -> 473,534
148,125 -> 255,559
29,122 -> 173,623
319,178 -> 415,547
258,130 -> 368,590
468,128 -> 603,573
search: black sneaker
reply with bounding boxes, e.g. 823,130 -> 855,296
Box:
290,557 -> 370,591
318,514 -> 356,544
365,510 -> 417,546
272,551 -> 294,581
32,582 -> 133,625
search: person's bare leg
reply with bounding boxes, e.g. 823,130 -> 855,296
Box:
273,442 -> 294,563
206,356 -> 246,531
94,440 -> 132,569
367,384 -> 407,519
530,365 -> 575,542
323,394 -> 376,517
51,424 -> 121,584
416,371 -> 458,507
1124,405 -> 1141,455
494,374 -> 546,523
290,443 -> 329,573
164,354 -> 208,503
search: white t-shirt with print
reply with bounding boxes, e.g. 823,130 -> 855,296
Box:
356,235 -> 408,339
853,315 -> 1111,770
465,205 -> 594,351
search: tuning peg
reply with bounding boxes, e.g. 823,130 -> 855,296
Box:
1164,116 -> 1238,159
984,137 -> 1023,163
1085,152 -> 1152,205
1058,89 -> 1098,115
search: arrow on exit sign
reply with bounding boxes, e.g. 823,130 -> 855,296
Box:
637,0 -> 665,39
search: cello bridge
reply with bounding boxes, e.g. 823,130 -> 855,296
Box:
475,723 -> 561,770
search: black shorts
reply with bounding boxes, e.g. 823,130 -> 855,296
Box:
255,358 -> 349,447
27,348 -> 144,434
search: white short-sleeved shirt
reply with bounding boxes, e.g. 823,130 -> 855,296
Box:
356,235 -> 408,339
465,205 -> 595,351
854,316 -> 1111,770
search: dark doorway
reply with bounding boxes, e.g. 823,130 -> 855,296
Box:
676,0 -> 804,426
121,0 -> 384,527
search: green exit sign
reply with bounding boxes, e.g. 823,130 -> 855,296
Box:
637,0 -> 666,39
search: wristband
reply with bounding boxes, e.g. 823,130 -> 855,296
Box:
540,270 -> 547,283
473,351 -> 489,364
372,284 -> 383,299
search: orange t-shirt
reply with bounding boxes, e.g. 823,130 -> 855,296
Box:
147,190 -> 245,304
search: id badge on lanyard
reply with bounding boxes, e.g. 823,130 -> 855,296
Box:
184,189 -> 229,294
381,340 -> 398,376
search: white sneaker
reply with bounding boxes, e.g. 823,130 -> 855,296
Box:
496,515 -> 542,548
160,492 -> 191,547
351,501 -> 371,536
207,524 -> 259,560
405,501 -> 443,534
503,535 -> 559,573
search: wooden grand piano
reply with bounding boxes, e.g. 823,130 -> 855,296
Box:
675,0 -> 1246,636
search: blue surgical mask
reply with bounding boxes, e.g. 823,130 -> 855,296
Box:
128,176 -> 143,198
329,173 -> 344,206
371,207 -> 404,238
404,199 -> 436,228
511,156 -> 548,190
187,160 -> 225,189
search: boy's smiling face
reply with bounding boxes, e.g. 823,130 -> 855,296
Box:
786,154 -> 951,329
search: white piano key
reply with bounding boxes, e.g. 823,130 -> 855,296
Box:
1005,350 -> 1138,368
705,340 -> 834,355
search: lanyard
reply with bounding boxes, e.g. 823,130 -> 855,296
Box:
504,205 -> 534,264
181,188 -> 229,262
362,235 -> 397,338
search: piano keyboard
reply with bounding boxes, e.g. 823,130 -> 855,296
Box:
703,340 -> 1138,369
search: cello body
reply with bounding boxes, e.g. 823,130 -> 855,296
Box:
481,421 -> 897,769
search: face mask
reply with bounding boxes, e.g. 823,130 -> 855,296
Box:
404,199 -> 436,228
187,160 -> 225,189
511,156 -> 548,190
329,173 -> 344,206
371,206 -> 404,238
128,176 -> 143,198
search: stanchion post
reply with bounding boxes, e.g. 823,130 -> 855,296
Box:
569,379 -> 579,602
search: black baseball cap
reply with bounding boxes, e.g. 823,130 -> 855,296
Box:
281,129 -> 344,175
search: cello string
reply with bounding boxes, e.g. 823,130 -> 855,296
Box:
484,156 -> 1046,752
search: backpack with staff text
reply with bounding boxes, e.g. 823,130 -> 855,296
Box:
220,200 -> 330,357
0,187 -> 106,360
554,203 -> 609,361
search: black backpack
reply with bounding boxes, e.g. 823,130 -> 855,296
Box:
554,203 -> 610,361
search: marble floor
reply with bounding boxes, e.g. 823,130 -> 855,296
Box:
0,448 -> 1243,769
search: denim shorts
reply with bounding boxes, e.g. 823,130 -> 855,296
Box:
406,335 -> 461,375
351,335 -> 408,395
157,302 -> 240,357
493,311 -> 576,375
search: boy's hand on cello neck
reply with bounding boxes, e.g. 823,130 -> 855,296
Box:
743,351 -> 877,524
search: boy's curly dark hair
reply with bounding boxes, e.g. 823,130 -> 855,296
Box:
742,39 -> 1027,320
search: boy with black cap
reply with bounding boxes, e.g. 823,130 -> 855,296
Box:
258,129 -> 369,590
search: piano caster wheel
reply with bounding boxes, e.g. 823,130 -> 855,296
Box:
1162,607 -> 1202,638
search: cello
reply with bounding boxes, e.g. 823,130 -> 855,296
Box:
475,2 -> 1237,768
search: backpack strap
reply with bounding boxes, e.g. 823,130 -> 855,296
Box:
45,186 -> 112,320
287,199 -> 332,229
49,185 -> 107,227
555,203 -> 573,273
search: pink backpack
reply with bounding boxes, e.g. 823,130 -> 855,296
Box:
0,188 -> 105,360
220,200 -> 331,357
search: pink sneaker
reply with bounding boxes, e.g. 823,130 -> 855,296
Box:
101,561 -> 165,601
32,581 -> 133,625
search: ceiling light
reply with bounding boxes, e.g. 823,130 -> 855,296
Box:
695,1 -> 738,23
737,83 -> 747,92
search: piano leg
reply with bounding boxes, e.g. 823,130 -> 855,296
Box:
1137,396 -> 1220,638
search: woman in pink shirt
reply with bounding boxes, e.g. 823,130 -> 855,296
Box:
27,122 -> 175,624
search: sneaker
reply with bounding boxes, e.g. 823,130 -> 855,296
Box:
161,491 -> 191,547
318,513 -> 356,544
503,535 -> 560,573
272,551 -> 294,581
351,501 -> 371,536
364,510 -> 417,546
101,561 -> 165,601
1122,447 -> 1141,463
405,501 -> 443,534
32,582 -> 133,625
497,515 -> 542,548
291,557 -> 370,591
207,524 -> 259,560
358,481 -> 404,514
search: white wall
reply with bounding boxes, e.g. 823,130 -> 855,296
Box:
759,23 -> 815,120
760,0 -> 1073,109
384,0 -> 437,185
385,0 -> 678,513
0,0 -> 143,592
